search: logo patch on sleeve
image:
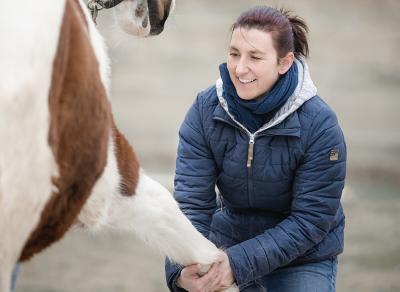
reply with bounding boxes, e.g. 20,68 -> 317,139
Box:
329,149 -> 339,161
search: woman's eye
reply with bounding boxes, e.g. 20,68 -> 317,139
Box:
251,56 -> 261,60
229,52 -> 239,57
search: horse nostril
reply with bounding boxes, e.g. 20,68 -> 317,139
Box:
142,15 -> 149,28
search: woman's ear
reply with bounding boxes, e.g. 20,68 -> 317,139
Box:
278,52 -> 295,75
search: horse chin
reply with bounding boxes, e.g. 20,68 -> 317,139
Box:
114,0 -> 151,37
119,21 -> 151,37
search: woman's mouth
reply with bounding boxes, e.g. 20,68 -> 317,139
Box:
238,78 -> 256,84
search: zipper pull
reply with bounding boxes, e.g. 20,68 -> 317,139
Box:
247,135 -> 255,168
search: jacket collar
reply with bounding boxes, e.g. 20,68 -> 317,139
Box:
213,58 -> 317,138
213,102 -> 301,137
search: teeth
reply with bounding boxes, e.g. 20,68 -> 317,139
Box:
238,78 -> 256,84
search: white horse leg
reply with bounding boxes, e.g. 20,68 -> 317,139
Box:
111,171 -> 240,291
79,162 -> 238,291
106,170 -> 221,267
109,171 -> 239,291
107,171 -> 239,291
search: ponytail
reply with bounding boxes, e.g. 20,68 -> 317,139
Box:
280,8 -> 309,58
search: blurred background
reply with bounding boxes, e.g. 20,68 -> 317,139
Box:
16,0 -> 400,291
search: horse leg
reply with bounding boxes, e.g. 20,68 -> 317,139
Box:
79,168 -> 239,291
108,171 -> 222,266
105,171 -> 239,291
77,131 -> 239,291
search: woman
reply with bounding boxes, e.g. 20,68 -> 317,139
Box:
166,6 -> 346,292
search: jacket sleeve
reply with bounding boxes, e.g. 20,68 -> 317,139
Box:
226,107 -> 346,288
165,95 -> 218,291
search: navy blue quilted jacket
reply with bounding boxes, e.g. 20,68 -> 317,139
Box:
165,59 -> 346,291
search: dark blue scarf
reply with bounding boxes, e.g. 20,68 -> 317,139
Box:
219,62 -> 298,132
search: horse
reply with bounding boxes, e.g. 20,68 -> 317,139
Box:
0,0 -> 238,291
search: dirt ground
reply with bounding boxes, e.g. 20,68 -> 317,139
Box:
14,0 -> 400,291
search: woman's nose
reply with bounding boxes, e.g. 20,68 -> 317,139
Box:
236,58 -> 249,75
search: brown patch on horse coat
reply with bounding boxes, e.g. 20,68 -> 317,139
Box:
112,120 -> 139,196
20,0 -> 111,261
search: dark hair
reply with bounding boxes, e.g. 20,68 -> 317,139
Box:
231,6 -> 309,59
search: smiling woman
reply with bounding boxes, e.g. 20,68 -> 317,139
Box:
165,5 -> 346,292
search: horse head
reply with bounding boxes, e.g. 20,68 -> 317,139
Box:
110,0 -> 175,36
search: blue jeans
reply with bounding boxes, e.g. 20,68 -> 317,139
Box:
242,258 -> 337,292
10,264 -> 20,292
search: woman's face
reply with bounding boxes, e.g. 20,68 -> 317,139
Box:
227,28 -> 292,100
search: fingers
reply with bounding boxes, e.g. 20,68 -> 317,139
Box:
177,264 -> 204,291
181,264 -> 202,279
197,263 -> 221,291
179,261 -> 232,292
206,265 -> 224,291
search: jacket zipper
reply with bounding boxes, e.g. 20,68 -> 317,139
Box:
247,134 -> 255,168
247,134 -> 255,207
213,117 -> 257,168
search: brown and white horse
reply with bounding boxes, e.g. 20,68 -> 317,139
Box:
0,0 -> 238,291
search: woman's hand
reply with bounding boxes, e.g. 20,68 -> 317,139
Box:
176,252 -> 235,292
177,262 -> 222,292
213,252 -> 235,290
